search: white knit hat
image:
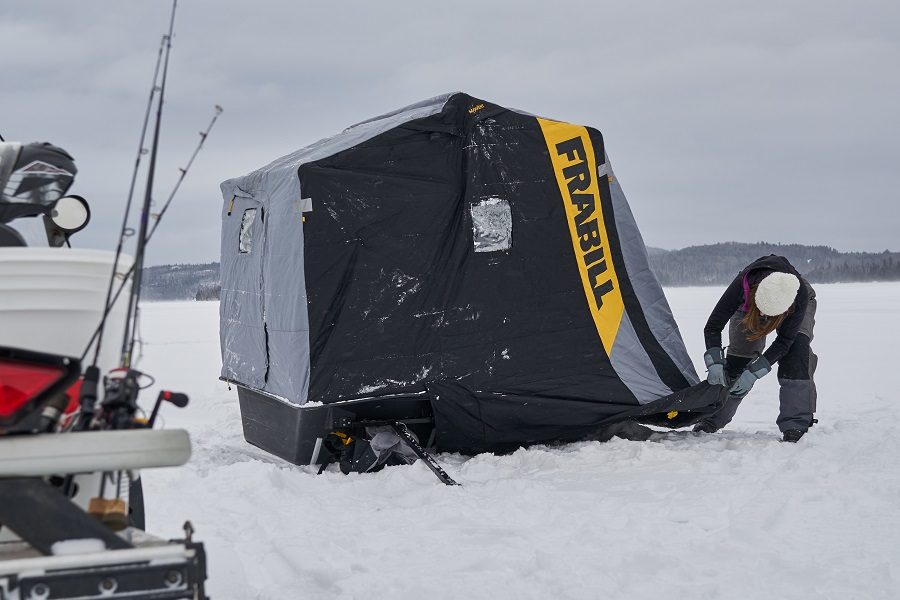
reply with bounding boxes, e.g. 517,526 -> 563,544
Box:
755,272 -> 800,316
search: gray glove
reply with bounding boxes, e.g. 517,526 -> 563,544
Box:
729,356 -> 771,397
704,347 -> 727,386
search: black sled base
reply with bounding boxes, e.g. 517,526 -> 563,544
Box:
236,384 -> 433,465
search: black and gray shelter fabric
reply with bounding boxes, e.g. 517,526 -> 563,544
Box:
220,93 -> 718,452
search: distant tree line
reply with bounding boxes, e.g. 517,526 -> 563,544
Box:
141,243 -> 900,301
194,282 -> 221,301
141,262 -> 220,301
648,242 -> 900,286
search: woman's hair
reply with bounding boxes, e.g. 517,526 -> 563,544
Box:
741,284 -> 787,341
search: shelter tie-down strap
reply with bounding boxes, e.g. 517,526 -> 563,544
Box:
0,478 -> 133,555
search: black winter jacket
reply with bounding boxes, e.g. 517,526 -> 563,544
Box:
703,255 -> 810,364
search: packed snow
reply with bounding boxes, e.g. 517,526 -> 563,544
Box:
139,283 -> 900,599
50,538 -> 106,556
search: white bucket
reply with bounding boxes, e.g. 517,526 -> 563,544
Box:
0,248 -> 133,374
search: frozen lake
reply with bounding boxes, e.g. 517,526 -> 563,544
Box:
139,282 -> 900,599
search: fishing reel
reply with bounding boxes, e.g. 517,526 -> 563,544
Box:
97,368 -> 189,430
99,368 -> 145,430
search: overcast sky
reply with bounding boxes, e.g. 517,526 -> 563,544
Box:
2,0 -> 898,265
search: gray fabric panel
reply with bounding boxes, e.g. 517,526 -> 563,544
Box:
218,93 -> 455,405
263,330 -> 309,402
609,313 -> 673,404
260,186 -> 310,403
604,155 -> 699,385
219,194 -> 268,388
219,92 -> 456,205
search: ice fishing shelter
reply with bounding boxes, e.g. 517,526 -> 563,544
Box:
219,92 -> 723,464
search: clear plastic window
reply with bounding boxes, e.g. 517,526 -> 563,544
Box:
471,197 -> 512,253
239,208 -> 257,253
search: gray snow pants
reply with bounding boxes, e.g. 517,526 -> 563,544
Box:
701,284 -> 818,433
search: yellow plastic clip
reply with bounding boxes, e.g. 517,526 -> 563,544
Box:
666,410 -> 679,420
331,431 -> 353,445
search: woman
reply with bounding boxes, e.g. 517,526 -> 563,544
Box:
695,255 -> 817,442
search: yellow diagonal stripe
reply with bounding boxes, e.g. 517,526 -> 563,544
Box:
538,118 -> 624,355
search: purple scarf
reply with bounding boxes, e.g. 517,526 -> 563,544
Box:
740,273 -> 751,312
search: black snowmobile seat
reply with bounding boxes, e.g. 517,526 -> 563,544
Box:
0,223 -> 26,247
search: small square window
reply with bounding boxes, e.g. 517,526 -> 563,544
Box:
239,208 -> 257,253
471,197 -> 512,253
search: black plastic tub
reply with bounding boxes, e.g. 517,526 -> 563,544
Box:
236,384 -> 434,465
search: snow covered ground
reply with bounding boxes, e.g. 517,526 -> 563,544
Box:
139,283 -> 900,600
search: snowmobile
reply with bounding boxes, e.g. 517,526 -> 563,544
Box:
0,140 -> 208,599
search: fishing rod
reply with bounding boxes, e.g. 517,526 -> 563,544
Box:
79,105 -> 222,364
147,106 -> 223,240
91,34 -> 167,367
73,6 -> 176,432
71,1 -> 221,437
120,0 -> 177,369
